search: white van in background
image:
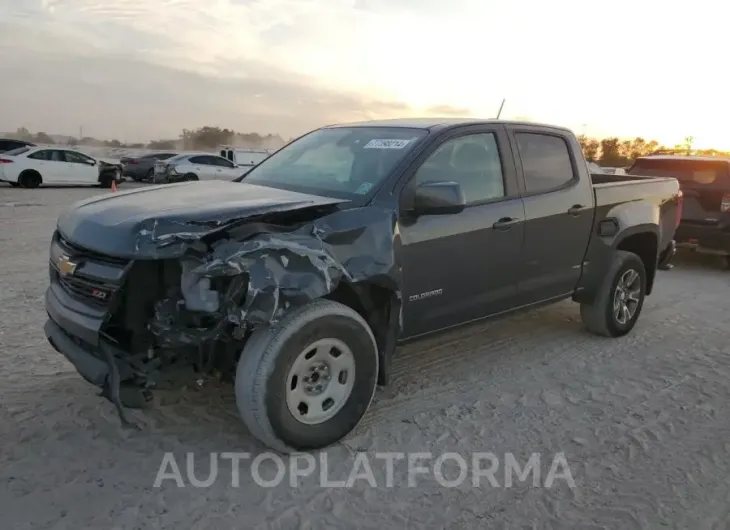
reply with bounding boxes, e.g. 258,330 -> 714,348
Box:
219,147 -> 272,169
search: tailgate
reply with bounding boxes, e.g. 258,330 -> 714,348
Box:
629,158 -> 730,226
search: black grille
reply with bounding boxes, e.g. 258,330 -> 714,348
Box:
51,268 -> 113,308
51,232 -> 129,308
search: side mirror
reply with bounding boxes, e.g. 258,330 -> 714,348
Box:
413,181 -> 466,215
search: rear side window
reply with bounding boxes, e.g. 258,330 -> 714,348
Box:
28,150 -> 53,161
188,156 -> 209,164
515,133 -> 575,194
629,159 -> 730,188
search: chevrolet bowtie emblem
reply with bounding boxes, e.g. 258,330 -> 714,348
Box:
57,255 -> 78,276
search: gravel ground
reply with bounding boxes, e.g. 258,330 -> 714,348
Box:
1,183 -> 730,530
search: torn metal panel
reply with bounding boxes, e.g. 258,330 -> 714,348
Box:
148,206 -> 401,344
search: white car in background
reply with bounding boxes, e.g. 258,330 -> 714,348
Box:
219,147 -> 272,169
153,152 -> 244,183
0,146 -> 120,188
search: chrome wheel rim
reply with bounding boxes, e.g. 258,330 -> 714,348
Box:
285,338 -> 356,425
613,269 -> 641,325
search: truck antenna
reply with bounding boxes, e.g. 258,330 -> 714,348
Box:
496,99 -> 506,119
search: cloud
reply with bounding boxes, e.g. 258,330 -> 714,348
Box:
424,105 -> 472,117
0,18 -> 428,141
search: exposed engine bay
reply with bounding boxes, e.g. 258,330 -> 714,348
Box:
53,199 -> 402,426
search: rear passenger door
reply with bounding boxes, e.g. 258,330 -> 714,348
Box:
398,126 -> 526,337
509,128 -> 594,304
27,149 -> 68,184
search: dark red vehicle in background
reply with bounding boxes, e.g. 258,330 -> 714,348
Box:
629,155 -> 730,269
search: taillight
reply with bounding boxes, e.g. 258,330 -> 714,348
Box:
721,193 -> 730,213
675,190 -> 684,228
0,158 -> 13,164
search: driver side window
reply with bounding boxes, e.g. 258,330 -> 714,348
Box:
413,133 -> 505,205
63,151 -> 93,164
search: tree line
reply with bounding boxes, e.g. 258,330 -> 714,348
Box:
6,126 -> 289,151
7,126 -> 730,163
577,134 -> 730,168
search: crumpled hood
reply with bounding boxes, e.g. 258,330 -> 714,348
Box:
57,181 -> 346,258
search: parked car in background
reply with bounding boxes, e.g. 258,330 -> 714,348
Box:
44,118 -> 681,452
0,138 -> 35,153
601,167 -> 628,175
0,146 -> 121,188
121,152 -> 178,182
153,152 -> 242,183
219,147 -> 272,169
628,155 -> 730,268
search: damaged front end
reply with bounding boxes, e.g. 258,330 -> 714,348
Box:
45,194 -> 402,427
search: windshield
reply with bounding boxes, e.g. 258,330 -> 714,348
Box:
241,126 -> 428,198
4,147 -> 31,156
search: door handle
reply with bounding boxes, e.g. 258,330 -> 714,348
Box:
567,204 -> 584,216
493,217 -> 520,230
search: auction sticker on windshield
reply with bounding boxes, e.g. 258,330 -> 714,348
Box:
364,139 -> 412,149
355,182 -> 373,194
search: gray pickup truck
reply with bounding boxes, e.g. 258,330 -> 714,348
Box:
43,119 -> 681,452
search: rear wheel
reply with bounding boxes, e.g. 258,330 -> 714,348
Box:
183,173 -> 198,181
18,171 -> 42,189
236,299 -> 379,453
580,250 -> 647,337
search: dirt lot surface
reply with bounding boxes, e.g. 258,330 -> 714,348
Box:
2,183 -> 730,530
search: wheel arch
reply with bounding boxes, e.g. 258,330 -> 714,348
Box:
18,169 -> 43,188
325,281 -> 400,386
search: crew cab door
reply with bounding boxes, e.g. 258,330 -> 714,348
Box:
507,127 -> 594,304
398,126 -> 525,338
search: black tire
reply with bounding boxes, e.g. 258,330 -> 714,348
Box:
18,171 -> 42,189
183,173 -> 198,181
145,168 -> 154,182
580,250 -> 647,338
236,299 -> 379,453
99,174 -> 114,188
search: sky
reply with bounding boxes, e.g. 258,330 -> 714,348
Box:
1,0 -> 728,148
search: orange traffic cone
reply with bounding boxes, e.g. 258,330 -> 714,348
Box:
111,180 -> 117,192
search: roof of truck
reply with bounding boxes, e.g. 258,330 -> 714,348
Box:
323,118 -> 573,133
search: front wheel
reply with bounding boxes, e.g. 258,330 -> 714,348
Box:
580,250 -> 647,338
235,299 -> 379,453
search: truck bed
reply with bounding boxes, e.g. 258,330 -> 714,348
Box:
590,173 -> 680,208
